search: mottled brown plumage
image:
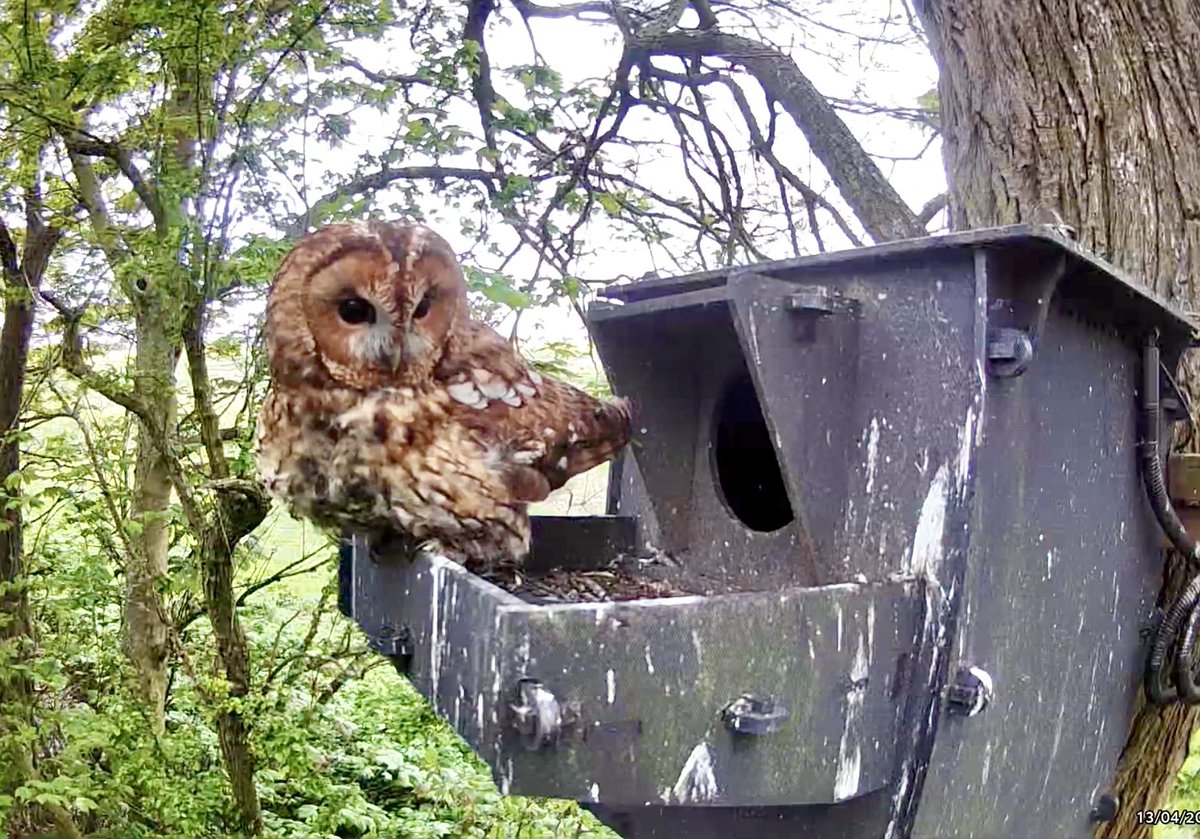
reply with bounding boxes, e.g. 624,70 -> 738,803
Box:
255,220 -> 631,570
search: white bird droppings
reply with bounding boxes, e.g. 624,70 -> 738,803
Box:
672,742 -> 718,803
908,463 -> 950,581
865,417 -> 881,496
834,630 -> 869,801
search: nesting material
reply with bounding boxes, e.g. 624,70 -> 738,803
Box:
484,565 -> 700,602
480,551 -> 755,603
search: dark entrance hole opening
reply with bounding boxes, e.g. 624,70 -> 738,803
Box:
711,374 -> 795,532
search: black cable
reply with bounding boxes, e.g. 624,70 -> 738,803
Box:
1140,332 -> 1200,704
1178,587 -> 1200,704
1139,337 -> 1200,559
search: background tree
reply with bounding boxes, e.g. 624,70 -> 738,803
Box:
0,154 -> 73,837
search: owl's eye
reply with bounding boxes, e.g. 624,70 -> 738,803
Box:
412,292 -> 433,320
337,296 -> 376,325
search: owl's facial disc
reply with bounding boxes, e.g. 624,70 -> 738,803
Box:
283,222 -> 468,388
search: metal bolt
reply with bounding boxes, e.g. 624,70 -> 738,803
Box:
721,694 -> 790,736
1089,792 -> 1119,823
368,623 -> 411,658
784,286 -> 860,342
986,327 -> 1034,377
946,666 -> 993,717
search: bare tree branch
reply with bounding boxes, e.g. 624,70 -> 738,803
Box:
290,165 -> 505,235
511,0 -> 614,20
637,28 -> 924,242
62,131 -> 167,233
719,75 -> 865,247
917,192 -> 948,226
342,57 -> 435,87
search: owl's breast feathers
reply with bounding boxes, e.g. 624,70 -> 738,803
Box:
258,383 -> 536,566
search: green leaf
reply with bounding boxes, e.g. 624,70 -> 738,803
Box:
480,282 -> 532,310
596,192 -> 622,217
917,87 -> 939,113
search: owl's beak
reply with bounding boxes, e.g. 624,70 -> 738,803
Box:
382,343 -> 408,371
361,323 -> 407,372
381,337 -> 408,372
401,325 -> 432,366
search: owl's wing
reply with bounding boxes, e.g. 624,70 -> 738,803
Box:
437,320 -> 632,499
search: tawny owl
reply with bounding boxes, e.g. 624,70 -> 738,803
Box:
255,220 -> 632,571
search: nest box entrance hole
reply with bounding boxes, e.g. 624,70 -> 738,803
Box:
710,373 -> 794,532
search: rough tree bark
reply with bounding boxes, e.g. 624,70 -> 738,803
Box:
0,200 -> 77,839
917,2 -> 1200,836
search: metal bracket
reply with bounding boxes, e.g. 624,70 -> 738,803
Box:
983,249 -> 1069,378
986,327 -> 1034,377
783,286 -> 862,343
721,693 -> 790,735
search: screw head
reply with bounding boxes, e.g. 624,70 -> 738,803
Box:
946,666 -> 993,717
1089,792 -> 1119,823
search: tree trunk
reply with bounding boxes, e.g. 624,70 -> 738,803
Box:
204,506 -> 265,835
917,2 -> 1200,836
125,302 -> 176,735
123,60 -> 198,737
185,301 -> 268,834
0,212 -> 59,653
0,260 -> 37,674
0,251 -> 39,794
0,212 -> 74,837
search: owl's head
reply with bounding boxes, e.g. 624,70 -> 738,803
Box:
266,220 -> 469,389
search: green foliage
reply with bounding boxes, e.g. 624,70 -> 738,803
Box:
464,265 -> 534,312
1161,732 -> 1200,838
5,439 -> 615,837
